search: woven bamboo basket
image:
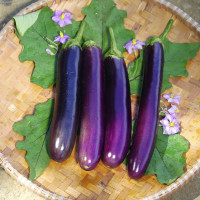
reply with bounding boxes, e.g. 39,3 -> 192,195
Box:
0,0 -> 200,199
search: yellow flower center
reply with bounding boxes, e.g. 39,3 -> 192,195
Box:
132,39 -> 137,45
60,31 -> 64,38
60,13 -> 65,19
170,122 -> 175,127
175,110 -> 180,113
171,93 -> 174,98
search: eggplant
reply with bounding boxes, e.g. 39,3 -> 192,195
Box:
78,42 -> 104,170
102,27 -> 131,168
49,21 -> 85,162
128,19 -> 173,179
128,42 -> 164,179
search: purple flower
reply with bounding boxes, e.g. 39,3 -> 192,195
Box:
123,39 -> 146,54
163,93 -> 181,104
160,114 -> 180,135
54,31 -> 70,44
168,105 -> 180,118
52,10 -> 72,27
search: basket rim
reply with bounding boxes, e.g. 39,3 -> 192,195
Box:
0,0 -> 200,200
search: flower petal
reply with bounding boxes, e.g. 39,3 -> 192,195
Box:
173,97 -> 180,105
163,126 -> 171,135
168,105 -> 180,118
63,12 -> 71,18
174,95 -> 181,101
170,126 -> 180,134
160,118 -> 169,126
52,16 -> 61,23
168,107 -> 175,114
58,19 -> 66,27
163,93 -> 171,100
54,10 -> 62,16
63,18 -> 72,25
60,37 -> 66,44
60,35 -> 70,44
165,114 -> 174,122
136,40 -> 146,45
54,36 -> 61,42
133,44 -> 143,50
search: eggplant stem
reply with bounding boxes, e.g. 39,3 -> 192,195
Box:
104,27 -> 122,59
159,19 -> 174,40
147,19 -> 174,45
62,20 -> 86,49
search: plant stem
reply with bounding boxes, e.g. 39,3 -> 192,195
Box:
147,19 -> 174,45
159,19 -> 174,40
45,37 -> 58,48
104,27 -> 122,59
62,20 -> 86,49
131,58 -> 139,80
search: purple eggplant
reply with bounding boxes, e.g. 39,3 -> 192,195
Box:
78,42 -> 104,170
128,42 -> 164,179
128,19 -> 173,179
49,21 -> 85,162
102,28 -> 131,168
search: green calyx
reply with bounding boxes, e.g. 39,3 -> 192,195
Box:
83,40 -> 96,47
147,19 -> 174,46
104,27 -> 123,59
62,20 -> 86,49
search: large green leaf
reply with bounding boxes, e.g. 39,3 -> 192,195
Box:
14,7 -> 80,88
13,99 -> 53,181
162,38 -> 200,92
129,39 -> 200,95
145,126 -> 189,185
82,0 -> 134,54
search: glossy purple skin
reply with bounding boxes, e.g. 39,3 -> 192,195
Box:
128,42 -> 164,179
102,57 -> 132,168
49,46 -> 82,162
78,46 -> 104,170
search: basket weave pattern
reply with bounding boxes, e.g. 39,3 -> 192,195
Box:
0,0 -> 200,199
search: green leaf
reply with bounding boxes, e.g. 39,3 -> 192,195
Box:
13,10 -> 41,37
82,0 -> 134,54
13,99 -> 53,181
15,7 -> 80,88
128,39 -> 200,95
128,50 -> 143,95
145,126 -> 189,185
162,38 -> 200,92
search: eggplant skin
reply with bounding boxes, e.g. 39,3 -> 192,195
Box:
128,42 -> 164,179
49,46 -> 82,162
78,46 -> 104,170
102,57 -> 132,168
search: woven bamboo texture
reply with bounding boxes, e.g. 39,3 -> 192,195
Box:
0,0 -> 200,199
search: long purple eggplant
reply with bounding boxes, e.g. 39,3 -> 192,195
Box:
128,42 -> 164,179
78,41 -> 104,170
102,27 -> 131,168
49,21 -> 85,162
128,19 -> 173,179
